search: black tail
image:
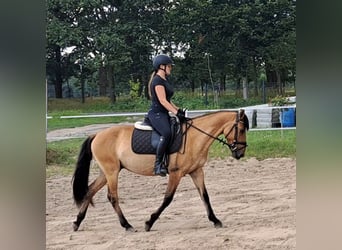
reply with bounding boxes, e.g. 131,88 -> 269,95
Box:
72,135 -> 95,207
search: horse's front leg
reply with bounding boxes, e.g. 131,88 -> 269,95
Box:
145,173 -> 182,231
190,168 -> 222,228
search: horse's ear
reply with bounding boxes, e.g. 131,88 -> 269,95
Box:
239,109 -> 249,131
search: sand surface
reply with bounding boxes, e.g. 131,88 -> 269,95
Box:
46,157 -> 296,250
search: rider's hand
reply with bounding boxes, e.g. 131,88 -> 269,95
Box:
176,108 -> 187,122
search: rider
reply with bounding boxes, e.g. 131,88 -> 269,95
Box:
147,54 -> 186,177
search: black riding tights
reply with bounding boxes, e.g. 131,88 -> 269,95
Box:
148,111 -> 171,148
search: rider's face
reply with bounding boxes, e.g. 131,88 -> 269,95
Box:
165,64 -> 172,75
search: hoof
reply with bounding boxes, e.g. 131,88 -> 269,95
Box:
126,226 -> 137,232
145,221 -> 152,232
214,221 -> 223,228
73,222 -> 79,231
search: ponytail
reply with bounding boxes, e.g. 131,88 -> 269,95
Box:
148,71 -> 156,98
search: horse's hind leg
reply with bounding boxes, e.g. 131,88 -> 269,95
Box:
73,173 -> 107,231
145,174 -> 181,231
106,170 -> 135,232
190,168 -> 222,228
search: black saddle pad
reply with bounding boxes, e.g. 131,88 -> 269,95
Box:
131,129 -> 183,154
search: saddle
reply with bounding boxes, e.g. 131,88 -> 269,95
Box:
131,115 -> 183,155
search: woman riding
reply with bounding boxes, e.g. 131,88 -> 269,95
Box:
147,54 -> 186,177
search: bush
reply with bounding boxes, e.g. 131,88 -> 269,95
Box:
269,95 -> 289,106
48,93 -> 265,116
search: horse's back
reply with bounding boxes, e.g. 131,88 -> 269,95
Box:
91,124 -> 157,175
91,124 -> 134,156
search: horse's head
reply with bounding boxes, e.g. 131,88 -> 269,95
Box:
224,109 -> 249,160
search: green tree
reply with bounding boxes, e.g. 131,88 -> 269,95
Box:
46,0 -> 296,102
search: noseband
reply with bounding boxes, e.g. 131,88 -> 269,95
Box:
184,111 -> 248,153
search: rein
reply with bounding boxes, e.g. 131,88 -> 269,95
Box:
182,112 -> 248,152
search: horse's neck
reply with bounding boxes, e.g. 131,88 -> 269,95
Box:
194,112 -> 235,136
188,112 -> 236,150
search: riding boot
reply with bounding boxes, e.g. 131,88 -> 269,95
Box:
154,136 -> 168,177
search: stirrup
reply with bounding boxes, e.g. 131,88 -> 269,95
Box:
154,165 -> 167,177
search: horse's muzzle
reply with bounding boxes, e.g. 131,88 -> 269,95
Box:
233,151 -> 244,160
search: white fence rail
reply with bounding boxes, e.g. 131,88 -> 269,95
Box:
47,105 -> 296,131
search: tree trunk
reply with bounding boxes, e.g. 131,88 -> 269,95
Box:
190,79 -> 195,93
235,78 -> 241,97
107,65 -> 116,104
276,70 -> 282,95
200,79 -> 205,96
54,46 -> 63,98
220,72 -> 226,93
80,73 -> 85,103
137,75 -> 144,98
252,58 -> 258,96
265,63 -> 277,95
98,66 -> 108,96
242,77 -> 248,100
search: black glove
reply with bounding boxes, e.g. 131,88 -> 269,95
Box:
176,108 -> 187,123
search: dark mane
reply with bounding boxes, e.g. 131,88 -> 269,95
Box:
243,114 -> 249,131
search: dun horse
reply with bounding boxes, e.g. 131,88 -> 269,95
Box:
72,109 -> 249,232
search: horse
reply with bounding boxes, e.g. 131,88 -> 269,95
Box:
72,109 -> 249,232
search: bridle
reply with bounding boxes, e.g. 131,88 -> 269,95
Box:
183,111 -> 248,153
